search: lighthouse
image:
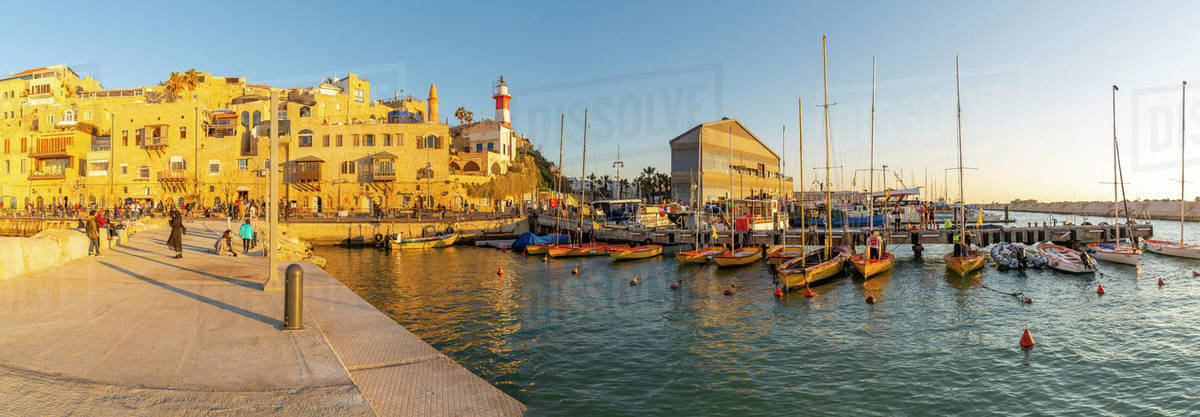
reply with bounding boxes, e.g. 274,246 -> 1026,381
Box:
493,76 -> 511,127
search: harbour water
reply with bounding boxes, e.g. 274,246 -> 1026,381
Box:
316,211 -> 1200,416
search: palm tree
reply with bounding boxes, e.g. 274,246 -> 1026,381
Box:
454,107 -> 474,125
600,175 -> 612,199
586,173 -> 598,195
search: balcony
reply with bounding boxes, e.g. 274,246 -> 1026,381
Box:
28,172 -> 65,180
144,125 -> 169,149
368,151 -> 398,182
294,157 -> 323,182
159,169 -> 188,182
31,136 -> 73,159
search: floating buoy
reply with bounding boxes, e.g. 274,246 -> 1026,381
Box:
774,287 -> 784,298
865,295 -> 877,304
1097,283 -> 1106,295
803,287 -> 815,298
571,266 -> 579,275
1158,277 -> 1166,286
1193,270 -> 1198,277
543,255 -> 549,263
1022,296 -> 1034,304
724,285 -> 735,296
629,277 -> 638,286
497,267 -> 504,276
1019,328 -> 1035,348
522,252 -> 527,257
670,281 -> 680,290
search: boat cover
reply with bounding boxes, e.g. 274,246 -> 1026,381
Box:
511,232 -> 569,251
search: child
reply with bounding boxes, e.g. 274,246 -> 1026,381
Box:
214,229 -> 238,257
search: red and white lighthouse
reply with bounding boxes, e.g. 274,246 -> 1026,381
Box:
493,75 -> 512,127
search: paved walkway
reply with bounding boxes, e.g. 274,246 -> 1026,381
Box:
0,219 -> 525,416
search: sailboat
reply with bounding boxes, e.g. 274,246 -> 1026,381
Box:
1086,85 -> 1140,265
777,35 -> 850,290
1143,81 -> 1200,258
849,56 -> 895,278
528,114 -> 568,255
766,124 -> 806,265
550,109 -> 609,258
678,148 -> 729,264
714,126 -> 764,267
943,56 -> 986,276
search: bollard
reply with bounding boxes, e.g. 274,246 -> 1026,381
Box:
284,264 -> 305,330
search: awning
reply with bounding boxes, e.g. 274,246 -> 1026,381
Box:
368,151 -> 398,159
236,186 -> 250,191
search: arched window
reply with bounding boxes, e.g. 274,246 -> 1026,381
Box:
241,111 -> 250,128
298,129 -> 313,147
299,106 -> 311,118
252,111 -> 262,128
448,162 -> 461,172
417,167 -> 435,179
490,163 -> 502,175
463,161 -> 480,172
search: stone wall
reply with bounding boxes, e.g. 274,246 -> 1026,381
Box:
282,216 -> 527,246
983,201 -> 1200,221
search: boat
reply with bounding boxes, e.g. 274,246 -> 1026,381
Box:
1086,84 -> 1141,266
777,245 -> 851,290
766,245 -> 806,265
989,242 -> 1046,269
548,243 -> 609,258
388,232 -> 458,249
525,245 -> 551,255
676,246 -> 728,264
942,56 -> 987,276
848,55 -> 894,280
713,246 -> 764,267
1142,81 -> 1200,259
1037,242 -> 1096,274
608,244 -> 663,260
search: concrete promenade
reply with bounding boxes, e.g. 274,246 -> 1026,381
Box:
0,219 -> 524,416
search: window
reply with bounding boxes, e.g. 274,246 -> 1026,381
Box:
341,161 -> 356,174
208,159 -> 220,175
364,134 -> 375,146
135,129 -> 143,146
88,161 -> 109,176
62,110 -> 75,122
20,159 -> 27,173
122,130 -> 128,146
169,156 -> 186,171
322,135 -> 330,147
4,140 -> 8,153
336,135 -> 343,146
179,126 -> 186,139
264,159 -> 270,169
417,167 -> 434,179
241,111 -> 250,128
426,135 -> 439,149
384,134 -> 392,146
476,143 -> 482,152
278,110 -> 287,120
354,89 -> 365,103
120,164 -> 128,175
137,166 -> 150,179
488,142 -> 494,151
82,110 -> 92,120
299,106 -> 311,117
298,129 -> 313,147
19,138 -> 24,153
252,111 -> 262,129
48,114 -> 56,124
353,134 -> 360,146
238,159 -> 248,170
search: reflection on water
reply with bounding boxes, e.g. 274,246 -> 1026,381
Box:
317,211 -> 1200,416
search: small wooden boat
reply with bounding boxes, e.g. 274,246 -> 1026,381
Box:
944,249 -> 986,276
1086,242 -> 1140,265
548,243 -> 610,258
713,246 -> 764,267
608,244 -> 662,260
849,251 -> 894,278
766,245 -> 807,265
675,246 -> 728,264
389,233 -> 458,250
777,246 -> 850,290
1037,242 -> 1096,274
525,244 -> 551,255
1142,239 -> 1200,259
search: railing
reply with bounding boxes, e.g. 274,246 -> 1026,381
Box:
158,169 -> 187,181
145,136 -> 167,149
372,170 -> 396,181
76,89 -> 143,99
28,172 -> 65,180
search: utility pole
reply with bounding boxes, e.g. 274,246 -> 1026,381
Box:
264,89 -> 282,291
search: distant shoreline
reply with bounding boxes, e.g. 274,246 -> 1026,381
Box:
981,201 -> 1200,222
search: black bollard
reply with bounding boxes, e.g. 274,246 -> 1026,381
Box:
284,264 -> 304,330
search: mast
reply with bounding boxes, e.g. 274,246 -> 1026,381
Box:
1182,81 -> 1188,246
1112,85 -> 1118,246
580,109 -> 589,244
555,113 -> 565,239
822,34 -> 833,258
799,97 -> 806,260
780,124 -> 786,246
729,127 -> 735,249
868,55 -> 877,235
955,56 -> 966,242
696,116 -> 704,249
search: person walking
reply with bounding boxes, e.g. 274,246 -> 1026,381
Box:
167,209 -> 186,259
85,210 -> 101,256
238,218 -> 256,254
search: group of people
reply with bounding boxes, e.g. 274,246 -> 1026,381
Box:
81,210 -> 119,256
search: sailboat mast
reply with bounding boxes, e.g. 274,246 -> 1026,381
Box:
955,56 -> 966,240
781,124 -> 786,246
1182,81 -> 1188,246
580,109 -> 589,244
555,113 -> 564,239
869,55 -> 877,235
729,127 -> 735,249
799,97 -> 806,257
696,121 -> 703,249
822,34 -> 833,258
1112,85 -> 1118,246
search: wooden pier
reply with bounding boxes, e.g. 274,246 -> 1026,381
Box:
532,215 -> 1154,250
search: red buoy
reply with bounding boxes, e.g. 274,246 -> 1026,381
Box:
670,281 -> 680,290
1097,283 -> 1106,295
803,287 -> 815,298
1193,270 -> 1198,277
865,295 -> 877,304
497,267 -> 504,276
571,266 -> 579,275
774,287 -> 784,298
1019,328 -> 1035,348
1158,277 -> 1166,286
522,252 -> 527,257
629,277 -> 638,286
724,285 -> 735,296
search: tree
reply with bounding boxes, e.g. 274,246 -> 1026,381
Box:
161,68 -> 200,102
454,107 -> 474,124
599,175 -> 612,199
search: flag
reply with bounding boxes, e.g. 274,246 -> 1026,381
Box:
976,210 -> 983,227
592,221 -> 602,230
711,224 -> 719,240
851,173 -> 856,186
884,188 -> 891,199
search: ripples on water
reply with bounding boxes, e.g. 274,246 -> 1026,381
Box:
316,212 -> 1200,416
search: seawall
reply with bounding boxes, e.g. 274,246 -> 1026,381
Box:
283,216 -> 528,246
982,201 -> 1200,222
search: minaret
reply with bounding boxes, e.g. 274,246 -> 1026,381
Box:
493,76 -> 511,127
427,83 -> 439,123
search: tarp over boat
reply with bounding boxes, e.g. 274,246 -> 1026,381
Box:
511,232 -> 569,251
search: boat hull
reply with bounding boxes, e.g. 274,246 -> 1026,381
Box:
1086,243 -> 1139,265
777,246 -> 850,290
944,251 -> 985,275
548,244 -> 610,258
713,247 -> 764,267
675,246 -> 728,264
849,252 -> 894,278
766,245 -> 806,265
1142,239 -> 1200,259
609,245 -> 663,260
391,233 -> 458,249
1037,242 -> 1096,274
525,244 -> 551,255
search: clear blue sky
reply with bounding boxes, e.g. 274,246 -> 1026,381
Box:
4,0 -> 1199,202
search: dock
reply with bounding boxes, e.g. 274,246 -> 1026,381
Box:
0,219 -> 524,416
532,215 -> 1153,249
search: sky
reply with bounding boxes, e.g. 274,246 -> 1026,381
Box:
3,0 -> 1199,203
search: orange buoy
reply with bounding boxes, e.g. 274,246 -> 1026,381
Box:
670,281 -> 680,290
543,255 -> 549,263
571,266 -> 579,275
803,287 -> 815,298
865,295 -> 877,304
1158,277 -> 1165,286
724,285 -> 735,296
497,267 -> 504,276
1019,328 -> 1035,348
1097,283 -> 1106,295
774,287 -> 784,298
629,277 -> 638,286
522,252 -> 527,257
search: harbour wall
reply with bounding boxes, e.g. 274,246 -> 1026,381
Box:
282,216 -> 528,246
981,201 -> 1200,222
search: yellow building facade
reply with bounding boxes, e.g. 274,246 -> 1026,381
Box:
0,65 -> 478,214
